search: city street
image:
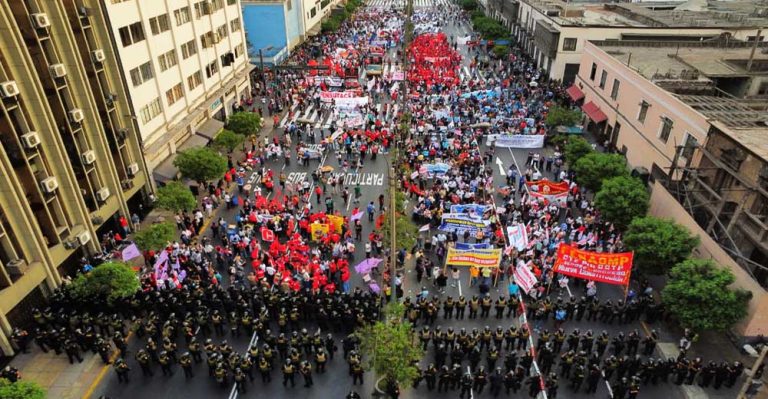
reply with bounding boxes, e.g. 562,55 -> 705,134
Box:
88,2 -> 742,399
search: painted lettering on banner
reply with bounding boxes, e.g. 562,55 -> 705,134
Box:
553,243 -> 633,286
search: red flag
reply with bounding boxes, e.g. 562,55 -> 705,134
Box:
261,227 -> 275,242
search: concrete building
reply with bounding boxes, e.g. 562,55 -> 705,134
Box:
574,37 -> 768,337
510,0 -> 766,83
242,0 -> 305,66
101,0 -> 254,184
0,0 -> 152,355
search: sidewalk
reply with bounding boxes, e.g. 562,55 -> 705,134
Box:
12,349 -> 104,399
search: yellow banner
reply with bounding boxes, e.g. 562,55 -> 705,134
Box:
446,247 -> 502,268
327,215 -> 344,234
310,223 -> 330,241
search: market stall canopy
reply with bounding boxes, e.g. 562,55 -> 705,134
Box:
195,118 -> 225,140
581,101 -> 608,124
566,84 -> 584,102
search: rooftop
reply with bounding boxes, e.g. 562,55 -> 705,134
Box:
522,0 -> 768,28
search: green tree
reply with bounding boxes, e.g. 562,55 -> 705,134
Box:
156,181 -> 197,213
225,112 -> 262,136
68,261 -> 139,305
460,0 -> 478,11
213,129 -> 246,153
573,153 -> 629,192
624,217 -> 700,275
133,222 -> 176,251
593,176 -> 649,231
357,302 -> 424,392
173,147 -> 227,183
563,136 -> 594,165
491,45 -> 509,59
0,379 -> 46,399
546,105 -> 583,127
662,259 -> 750,332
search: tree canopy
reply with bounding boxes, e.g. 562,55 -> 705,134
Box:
593,176 -> 649,231
460,0 -> 478,11
155,181 -> 197,213
546,106 -> 583,127
357,302 -> 424,389
213,129 -> 246,153
68,261 -> 139,305
225,112 -> 262,136
573,152 -> 629,192
491,45 -> 510,59
624,217 -> 700,275
133,222 -> 176,251
563,136 -> 594,166
173,147 -> 227,183
662,259 -> 750,332
0,379 -> 46,399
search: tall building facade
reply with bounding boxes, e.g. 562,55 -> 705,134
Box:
102,0 -> 253,183
0,0 -> 153,355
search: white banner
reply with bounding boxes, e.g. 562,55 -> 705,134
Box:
334,97 -> 369,108
320,91 -> 356,101
514,260 -> 538,294
506,224 -> 529,252
391,71 -> 404,81
341,115 -> 365,127
457,36 -> 471,46
487,134 -> 545,149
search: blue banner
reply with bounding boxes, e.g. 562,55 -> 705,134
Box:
450,204 -> 490,214
455,242 -> 492,250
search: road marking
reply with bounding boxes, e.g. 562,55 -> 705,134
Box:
457,279 -> 462,297
345,163 -> 362,211
81,331 -> 134,399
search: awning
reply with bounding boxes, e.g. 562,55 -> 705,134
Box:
307,23 -> 322,37
582,101 -> 608,123
566,84 -> 584,102
195,118 -> 224,140
152,135 -> 209,183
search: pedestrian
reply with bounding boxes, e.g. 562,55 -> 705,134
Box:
450,267 -> 460,288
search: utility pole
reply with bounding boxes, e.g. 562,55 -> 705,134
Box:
389,166 -> 398,304
737,345 -> 768,399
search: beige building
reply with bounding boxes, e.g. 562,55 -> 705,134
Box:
511,0 -> 766,83
574,38 -> 768,337
102,0 -> 254,184
0,0 -> 153,355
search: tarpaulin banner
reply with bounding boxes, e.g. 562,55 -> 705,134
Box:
419,163 -> 450,178
490,134 -> 545,149
450,204 -> 490,215
121,243 -> 142,260
446,247 -> 502,268
455,242 -> 492,250
506,224 -> 529,251
391,71 -> 404,81
525,179 -> 569,206
553,244 -> 634,286
310,223 -> 330,241
333,97 -> 369,108
319,91 -> 356,101
327,214 -> 344,234
439,213 -> 491,236
514,260 -> 538,294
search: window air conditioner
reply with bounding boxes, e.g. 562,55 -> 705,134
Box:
69,108 -> 84,123
21,132 -> 41,149
49,64 -> 67,78
0,81 -> 19,98
31,13 -> 50,28
95,187 -> 110,202
40,176 -> 59,193
82,150 -> 96,165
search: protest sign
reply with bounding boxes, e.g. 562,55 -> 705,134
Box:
446,247 -> 502,268
553,244 -> 633,286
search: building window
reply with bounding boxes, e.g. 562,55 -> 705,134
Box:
230,18 -> 241,32
287,0 -> 292,10
227,0 -> 237,4
139,97 -> 162,124
589,63 -> 597,81
200,31 -> 215,48
165,83 -> 184,106
187,71 -> 203,90
205,60 -> 219,78
211,0 -> 225,12
149,14 -> 170,35
599,70 -> 607,89
174,7 -> 191,26
194,1 -> 211,18
235,43 -> 244,58
562,38 -> 577,51
181,40 -> 198,59
610,78 -> 620,100
158,49 -> 178,72
658,117 -> 673,143
680,133 -> 698,160
638,100 -> 649,123
216,24 -> 228,40
310,7 -> 317,17
110,0 -> 129,4
129,61 -> 154,87
118,22 -> 145,47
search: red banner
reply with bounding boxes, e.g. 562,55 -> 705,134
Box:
525,179 -> 570,206
553,244 -> 633,286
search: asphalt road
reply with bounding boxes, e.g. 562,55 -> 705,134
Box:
90,7 -> 738,399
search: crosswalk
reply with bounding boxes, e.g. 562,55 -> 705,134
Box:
458,65 -> 500,83
365,0 -> 451,8
277,101 -> 401,130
